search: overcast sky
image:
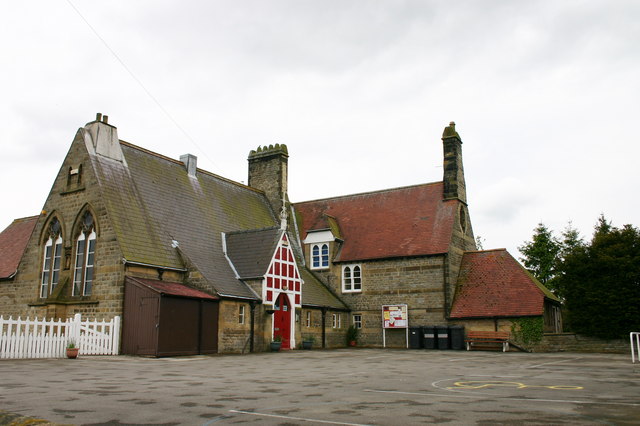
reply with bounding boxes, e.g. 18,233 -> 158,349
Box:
1,0 -> 639,258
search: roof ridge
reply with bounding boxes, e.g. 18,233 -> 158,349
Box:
118,139 -> 264,194
295,181 -> 443,205
226,226 -> 281,236
465,248 -> 507,254
10,215 -> 40,224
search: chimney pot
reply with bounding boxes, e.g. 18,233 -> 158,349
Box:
103,115 -> 109,124
96,112 -> 102,121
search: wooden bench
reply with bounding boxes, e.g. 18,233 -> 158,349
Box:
465,331 -> 510,352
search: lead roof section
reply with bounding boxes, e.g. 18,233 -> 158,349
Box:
0,216 -> 38,279
449,249 -> 559,319
294,182 -> 457,262
91,140 -> 278,300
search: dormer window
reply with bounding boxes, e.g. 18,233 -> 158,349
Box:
311,243 -> 329,269
342,264 -> 362,293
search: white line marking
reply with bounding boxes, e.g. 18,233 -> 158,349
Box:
229,410 -> 373,426
525,357 -> 582,368
469,375 -> 521,378
364,389 -> 640,407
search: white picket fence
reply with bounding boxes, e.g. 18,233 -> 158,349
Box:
0,313 -> 120,359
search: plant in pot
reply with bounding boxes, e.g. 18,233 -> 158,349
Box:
302,335 -> 315,350
66,340 -> 79,359
346,325 -> 359,347
270,335 -> 282,352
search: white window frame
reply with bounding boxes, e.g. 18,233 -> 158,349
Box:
332,313 -> 337,328
353,314 -> 362,329
310,243 -> 330,270
238,305 -> 245,324
342,264 -> 362,293
73,229 -> 96,296
306,311 -> 311,327
40,235 -> 62,298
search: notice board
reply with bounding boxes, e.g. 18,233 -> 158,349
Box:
382,304 -> 409,348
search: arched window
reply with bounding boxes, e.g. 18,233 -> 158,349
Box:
40,218 -> 63,298
311,243 -> 329,269
342,264 -> 362,293
73,212 -> 96,296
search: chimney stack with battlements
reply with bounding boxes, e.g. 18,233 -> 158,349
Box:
248,144 -> 289,220
442,121 -> 467,203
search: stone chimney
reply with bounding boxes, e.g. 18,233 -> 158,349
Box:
83,112 -> 125,164
248,144 -> 289,218
442,121 -> 467,203
180,154 -> 197,177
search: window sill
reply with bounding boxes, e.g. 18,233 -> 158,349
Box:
29,299 -> 99,307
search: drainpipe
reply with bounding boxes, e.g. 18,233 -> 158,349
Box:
443,253 -> 450,318
250,301 -> 256,353
321,307 -> 328,348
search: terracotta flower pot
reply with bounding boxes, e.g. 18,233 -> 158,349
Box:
66,347 -> 79,359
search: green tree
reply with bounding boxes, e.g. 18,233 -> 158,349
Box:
518,223 -> 560,288
558,217 -> 640,339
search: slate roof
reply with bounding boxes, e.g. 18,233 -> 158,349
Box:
225,227 -> 281,279
90,140 -> 278,300
126,276 -> 217,300
294,182 -> 458,262
449,249 -> 559,319
299,267 -> 349,310
0,216 -> 38,279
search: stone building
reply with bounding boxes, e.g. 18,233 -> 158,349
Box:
0,114 -> 560,354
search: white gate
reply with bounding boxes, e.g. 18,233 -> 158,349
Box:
0,313 -> 120,359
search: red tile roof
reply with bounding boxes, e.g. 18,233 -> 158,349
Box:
0,216 -> 38,279
450,249 -> 557,319
294,182 -> 457,262
127,277 -> 218,300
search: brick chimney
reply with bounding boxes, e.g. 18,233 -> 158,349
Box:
83,113 -> 125,164
248,144 -> 289,219
442,121 -> 467,203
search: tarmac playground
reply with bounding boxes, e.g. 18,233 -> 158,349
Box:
0,348 -> 638,425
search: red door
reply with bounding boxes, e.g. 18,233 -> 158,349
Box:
274,293 -> 291,349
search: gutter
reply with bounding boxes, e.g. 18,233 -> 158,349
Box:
122,258 -> 187,272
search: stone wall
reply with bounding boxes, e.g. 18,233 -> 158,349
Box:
531,333 -> 630,354
312,256 -> 449,347
1,131 -> 126,321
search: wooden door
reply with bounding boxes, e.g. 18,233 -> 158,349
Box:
274,293 -> 292,349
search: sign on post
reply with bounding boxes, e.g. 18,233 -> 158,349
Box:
382,304 -> 409,348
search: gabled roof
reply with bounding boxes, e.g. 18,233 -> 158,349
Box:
88,139 -> 278,300
294,182 -> 458,262
225,227 -> 281,279
0,216 -> 38,279
449,249 -> 559,319
224,228 -> 348,310
126,277 -> 217,300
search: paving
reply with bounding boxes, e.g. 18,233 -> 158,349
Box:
0,349 -> 638,425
